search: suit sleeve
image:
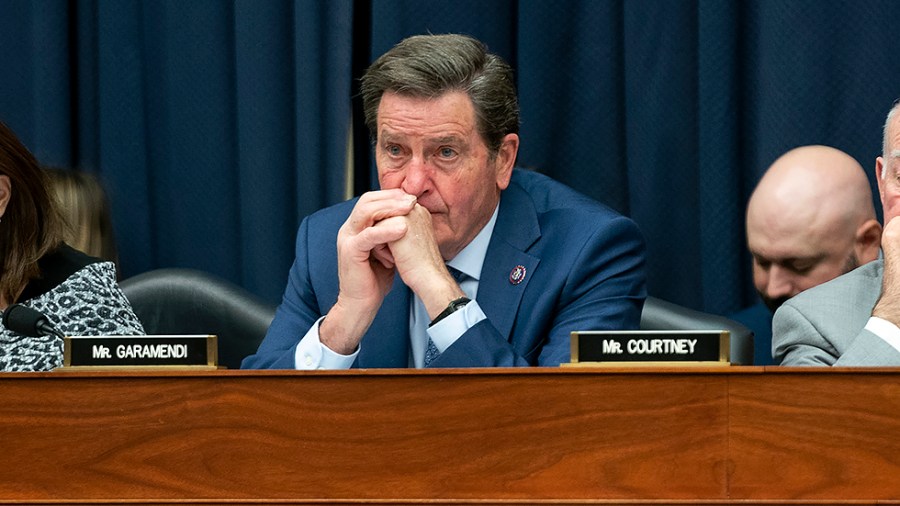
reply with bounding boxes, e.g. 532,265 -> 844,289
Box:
774,297 -> 900,366
772,303 -> 841,365
242,217 -> 323,369
835,328 -> 900,365
430,215 -> 647,367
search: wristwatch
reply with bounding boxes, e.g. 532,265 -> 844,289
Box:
429,297 -> 471,327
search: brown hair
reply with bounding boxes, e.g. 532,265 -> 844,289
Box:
45,167 -> 119,267
0,122 -> 65,303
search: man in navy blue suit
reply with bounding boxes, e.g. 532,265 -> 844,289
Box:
242,34 -> 646,369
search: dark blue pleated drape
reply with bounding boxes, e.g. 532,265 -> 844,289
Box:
0,0 -> 899,314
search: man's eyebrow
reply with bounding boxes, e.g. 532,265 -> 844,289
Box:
431,135 -> 464,144
379,129 -> 401,141
377,130 -> 466,146
752,253 -> 823,264
784,255 -> 822,263
777,255 -> 826,267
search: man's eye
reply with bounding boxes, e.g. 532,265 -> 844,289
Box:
790,264 -> 814,274
438,147 -> 456,158
386,145 -> 402,156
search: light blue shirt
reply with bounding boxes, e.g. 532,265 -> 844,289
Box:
294,206 -> 497,369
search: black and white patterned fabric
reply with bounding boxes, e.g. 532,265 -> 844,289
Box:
0,262 -> 145,372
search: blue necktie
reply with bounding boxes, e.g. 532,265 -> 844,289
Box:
424,266 -> 467,367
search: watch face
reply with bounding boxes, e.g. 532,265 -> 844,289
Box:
450,297 -> 471,310
430,297 -> 472,327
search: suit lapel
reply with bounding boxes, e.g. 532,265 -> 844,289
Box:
476,182 -> 541,341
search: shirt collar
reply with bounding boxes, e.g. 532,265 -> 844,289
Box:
445,205 -> 498,282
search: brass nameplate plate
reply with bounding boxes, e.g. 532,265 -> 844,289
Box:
63,335 -> 218,368
569,330 -> 730,366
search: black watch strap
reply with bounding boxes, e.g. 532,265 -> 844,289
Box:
429,297 -> 471,327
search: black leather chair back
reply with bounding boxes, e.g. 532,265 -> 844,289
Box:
120,268 -> 276,369
640,296 -> 754,365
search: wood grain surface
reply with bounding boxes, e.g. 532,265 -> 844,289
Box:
0,367 -> 897,505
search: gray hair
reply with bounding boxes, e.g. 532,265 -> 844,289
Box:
360,34 -> 520,157
882,100 -> 900,180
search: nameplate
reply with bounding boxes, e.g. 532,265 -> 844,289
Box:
569,330 -> 730,366
63,335 -> 218,368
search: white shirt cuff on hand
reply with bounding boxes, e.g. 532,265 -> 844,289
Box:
864,316 -> 900,354
294,316 -> 358,370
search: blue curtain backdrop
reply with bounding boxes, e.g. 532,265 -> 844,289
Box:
0,0 -> 898,315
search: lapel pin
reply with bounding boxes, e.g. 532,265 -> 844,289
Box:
509,265 -> 527,285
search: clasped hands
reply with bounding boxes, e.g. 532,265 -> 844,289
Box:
874,217 -> 900,324
319,189 -> 466,354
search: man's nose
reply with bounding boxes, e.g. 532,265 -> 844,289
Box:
765,266 -> 800,299
400,157 -> 430,196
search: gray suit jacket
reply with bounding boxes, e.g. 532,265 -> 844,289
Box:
773,259 -> 900,365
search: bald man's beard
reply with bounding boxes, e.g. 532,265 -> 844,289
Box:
761,253 -> 861,314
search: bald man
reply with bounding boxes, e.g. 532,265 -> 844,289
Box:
772,103 -> 900,365
731,145 -> 882,364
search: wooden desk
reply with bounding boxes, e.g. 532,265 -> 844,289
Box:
0,367 -> 898,505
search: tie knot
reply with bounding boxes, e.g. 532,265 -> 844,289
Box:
447,266 -> 467,283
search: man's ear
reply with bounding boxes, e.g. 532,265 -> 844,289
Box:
876,157 -> 887,209
0,175 -> 10,219
855,218 -> 884,263
494,133 -> 519,190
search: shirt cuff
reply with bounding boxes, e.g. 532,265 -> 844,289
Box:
427,300 -> 487,353
294,316 -> 358,369
864,316 -> 900,354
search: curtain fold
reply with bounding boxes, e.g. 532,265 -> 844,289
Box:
0,0 -> 898,313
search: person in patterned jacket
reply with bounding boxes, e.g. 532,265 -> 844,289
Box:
0,121 -> 144,371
